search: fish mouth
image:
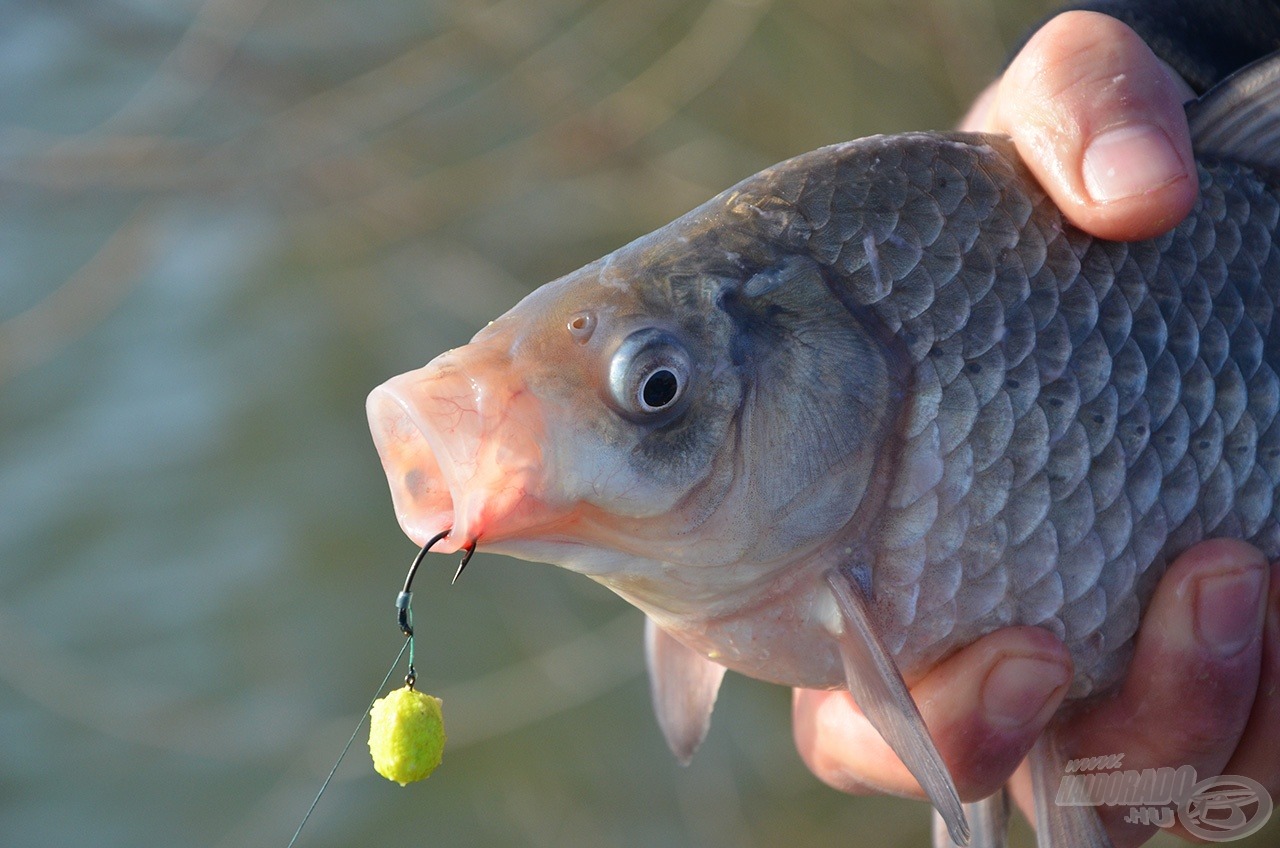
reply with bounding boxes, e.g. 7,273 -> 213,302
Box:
366,351 -> 548,554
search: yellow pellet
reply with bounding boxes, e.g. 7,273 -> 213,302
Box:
368,686 -> 445,785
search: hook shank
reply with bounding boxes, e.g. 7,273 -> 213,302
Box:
397,528 -> 450,636
396,529 -> 476,635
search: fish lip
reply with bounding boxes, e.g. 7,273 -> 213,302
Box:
366,379 -> 471,554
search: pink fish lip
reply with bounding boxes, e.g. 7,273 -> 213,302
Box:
367,372 -> 469,554
366,353 -> 550,554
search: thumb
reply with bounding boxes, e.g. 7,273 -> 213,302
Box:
962,11 -> 1197,242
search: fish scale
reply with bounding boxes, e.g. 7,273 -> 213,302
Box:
367,53 -> 1280,847
760,134 -> 1280,695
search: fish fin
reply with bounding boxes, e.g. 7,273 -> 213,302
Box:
1187,50 -> 1280,173
644,616 -> 727,766
824,568 -> 969,845
933,790 -> 1009,848
1028,723 -> 1113,848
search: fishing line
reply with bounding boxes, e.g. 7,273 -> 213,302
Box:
285,637 -> 410,848
287,530 -> 470,847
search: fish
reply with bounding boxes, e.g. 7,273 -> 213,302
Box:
366,52 -> 1280,847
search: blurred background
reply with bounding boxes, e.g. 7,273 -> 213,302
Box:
1,1 -> 1273,846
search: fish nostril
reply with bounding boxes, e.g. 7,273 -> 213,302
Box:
567,311 -> 597,343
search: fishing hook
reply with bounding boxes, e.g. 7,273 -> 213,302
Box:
452,541 -> 477,585
287,531 -> 475,847
395,529 -> 476,637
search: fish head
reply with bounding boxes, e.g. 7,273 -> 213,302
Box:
368,238 -> 745,568
368,174 -> 900,620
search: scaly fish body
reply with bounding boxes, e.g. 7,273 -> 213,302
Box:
368,55 -> 1280,846
725,130 -> 1280,702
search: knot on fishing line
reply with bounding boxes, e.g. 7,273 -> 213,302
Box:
287,530 -> 478,847
396,591 -> 414,637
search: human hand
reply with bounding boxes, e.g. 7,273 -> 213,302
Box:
793,13 -> 1280,847
795,539 -> 1278,846
959,10 -> 1197,242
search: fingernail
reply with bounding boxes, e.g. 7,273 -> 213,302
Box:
981,655 -> 1070,729
1082,122 -> 1186,202
1195,567 -> 1265,657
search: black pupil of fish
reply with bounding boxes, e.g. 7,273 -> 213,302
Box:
642,369 -> 679,409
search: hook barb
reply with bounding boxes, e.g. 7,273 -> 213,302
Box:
451,541 -> 477,584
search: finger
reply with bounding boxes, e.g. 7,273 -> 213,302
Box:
957,78 -> 998,132
1009,540 -> 1269,847
793,626 -> 1071,802
1218,560 -> 1280,797
968,11 -> 1197,242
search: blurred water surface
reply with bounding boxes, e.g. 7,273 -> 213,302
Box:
1,1 -> 1271,847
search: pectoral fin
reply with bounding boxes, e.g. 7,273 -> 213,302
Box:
644,617 -> 727,765
824,568 -> 969,845
934,791 -> 1008,848
1029,722 -> 1113,848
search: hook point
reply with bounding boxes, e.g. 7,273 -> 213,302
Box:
451,542 -> 477,584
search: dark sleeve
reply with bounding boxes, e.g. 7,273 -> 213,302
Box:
1012,0 -> 1280,93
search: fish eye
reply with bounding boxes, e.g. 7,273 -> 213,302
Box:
640,368 -> 679,409
607,329 -> 691,420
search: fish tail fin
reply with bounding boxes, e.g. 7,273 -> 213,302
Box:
644,616 -> 727,765
1028,720 -> 1114,847
824,568 -> 969,845
933,790 -> 1009,848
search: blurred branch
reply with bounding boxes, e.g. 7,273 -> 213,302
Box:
0,0 -> 269,188
595,0 -> 773,145
0,0 -> 768,262
0,205 -> 156,386
0,0 -> 632,192
0,589 -> 639,784
287,0 -> 772,260
0,0 -> 271,380
926,0 -> 1008,111
0,600 -> 252,760
0,130 -> 221,191
91,0 -> 272,137
212,610 -> 642,848
211,0 -> 596,175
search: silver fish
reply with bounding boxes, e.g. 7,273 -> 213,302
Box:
367,53 -> 1280,847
